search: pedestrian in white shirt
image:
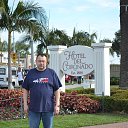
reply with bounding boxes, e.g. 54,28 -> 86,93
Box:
17,67 -> 24,86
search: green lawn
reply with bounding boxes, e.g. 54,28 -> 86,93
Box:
1,113 -> 128,128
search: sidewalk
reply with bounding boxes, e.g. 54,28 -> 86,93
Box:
80,122 -> 128,128
65,84 -> 83,89
65,81 -> 94,89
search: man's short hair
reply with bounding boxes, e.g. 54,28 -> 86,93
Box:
36,53 -> 49,64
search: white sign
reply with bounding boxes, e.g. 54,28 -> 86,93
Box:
60,45 -> 94,76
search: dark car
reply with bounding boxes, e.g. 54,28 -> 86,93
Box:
65,75 -> 78,83
65,75 -> 71,83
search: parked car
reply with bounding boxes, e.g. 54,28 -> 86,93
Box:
0,66 -> 18,88
65,74 -> 78,83
65,74 -> 71,83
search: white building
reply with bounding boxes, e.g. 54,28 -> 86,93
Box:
0,52 -> 36,68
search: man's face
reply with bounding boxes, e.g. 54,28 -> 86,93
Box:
36,55 -> 47,70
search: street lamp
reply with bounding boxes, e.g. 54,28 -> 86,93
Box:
0,37 -> 3,63
13,30 -> 15,52
30,38 -> 34,68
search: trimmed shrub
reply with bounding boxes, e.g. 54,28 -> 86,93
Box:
110,77 -> 120,85
60,92 -> 100,113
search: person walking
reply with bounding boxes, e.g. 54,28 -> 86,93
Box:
17,67 -> 24,87
22,53 -> 62,128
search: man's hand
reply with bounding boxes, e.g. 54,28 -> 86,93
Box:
24,104 -> 28,114
54,89 -> 61,115
54,105 -> 60,115
23,89 -> 29,114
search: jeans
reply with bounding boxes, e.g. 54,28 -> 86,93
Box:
29,111 -> 54,128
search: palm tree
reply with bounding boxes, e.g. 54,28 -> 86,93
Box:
0,37 -> 8,63
120,0 -> 128,88
100,30 -> 121,58
71,29 -> 97,46
17,27 -> 48,67
15,41 -> 30,58
112,30 -> 121,57
36,30 -> 47,54
45,28 -> 71,46
15,40 -> 31,68
17,34 -> 37,68
22,26 -> 48,55
100,39 -> 114,57
0,0 -> 47,89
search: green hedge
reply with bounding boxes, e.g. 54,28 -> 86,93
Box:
110,77 -> 120,85
66,87 -> 128,114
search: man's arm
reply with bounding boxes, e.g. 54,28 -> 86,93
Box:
54,89 -> 61,115
23,88 -> 29,114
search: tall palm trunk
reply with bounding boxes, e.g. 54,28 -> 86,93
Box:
8,31 -> 13,89
120,0 -> 128,88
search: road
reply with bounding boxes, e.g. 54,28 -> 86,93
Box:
65,84 -> 83,89
65,80 -> 95,89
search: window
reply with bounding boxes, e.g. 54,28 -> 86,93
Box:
12,70 -> 17,75
0,68 -> 6,75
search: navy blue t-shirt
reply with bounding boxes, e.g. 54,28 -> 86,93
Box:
22,68 -> 62,112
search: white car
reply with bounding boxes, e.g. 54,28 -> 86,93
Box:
0,66 -> 19,88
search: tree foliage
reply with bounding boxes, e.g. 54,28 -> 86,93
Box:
45,28 -> 71,46
0,38 -> 7,52
112,30 -> 121,57
15,41 -> 30,58
0,0 -> 47,88
100,30 -> 121,57
72,29 -> 97,46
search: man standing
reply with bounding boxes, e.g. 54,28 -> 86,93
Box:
17,67 -> 24,87
22,53 -> 62,128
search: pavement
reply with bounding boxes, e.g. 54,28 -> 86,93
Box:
80,122 -> 128,128
66,84 -> 128,128
65,80 -> 95,89
65,83 -> 83,89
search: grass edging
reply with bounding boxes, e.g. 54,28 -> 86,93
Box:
1,113 -> 128,128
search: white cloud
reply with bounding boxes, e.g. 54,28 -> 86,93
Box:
40,0 -> 65,5
87,0 -> 119,8
74,5 -> 90,12
1,0 -> 119,43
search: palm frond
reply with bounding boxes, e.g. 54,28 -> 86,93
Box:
18,34 -> 31,43
12,1 -> 47,29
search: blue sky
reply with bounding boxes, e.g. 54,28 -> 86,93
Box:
0,0 -> 120,63
0,0 -> 120,41
41,0 -> 120,40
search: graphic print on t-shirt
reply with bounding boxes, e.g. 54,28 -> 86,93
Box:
33,77 -> 48,83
